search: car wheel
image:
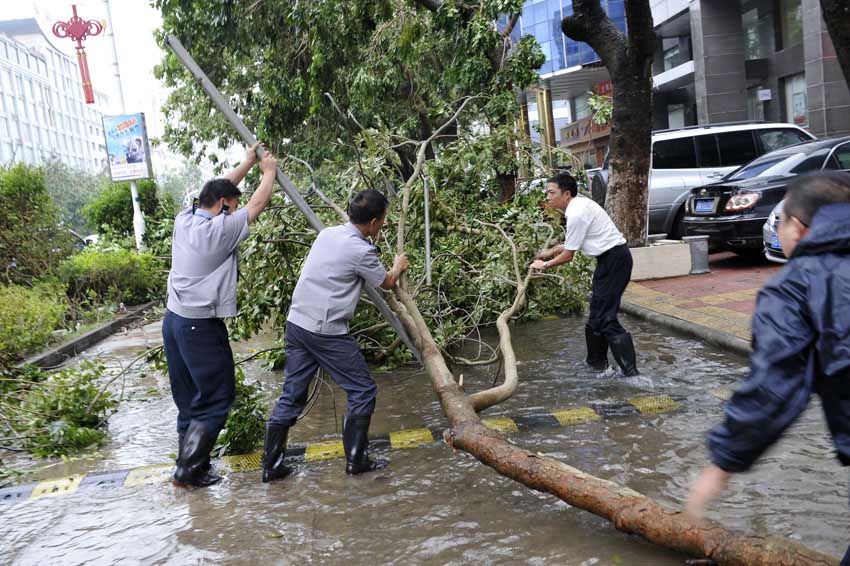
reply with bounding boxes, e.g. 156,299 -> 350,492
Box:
668,206 -> 685,240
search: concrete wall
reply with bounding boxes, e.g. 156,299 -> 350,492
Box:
802,0 -> 850,137
691,0 -> 749,124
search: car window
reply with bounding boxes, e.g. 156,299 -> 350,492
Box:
757,128 -> 811,152
652,138 -> 697,169
824,143 -> 850,170
789,153 -> 827,174
716,131 -> 758,166
695,134 -> 721,167
728,151 -> 814,180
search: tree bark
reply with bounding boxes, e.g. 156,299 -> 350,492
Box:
562,0 -> 654,246
820,0 -> 850,90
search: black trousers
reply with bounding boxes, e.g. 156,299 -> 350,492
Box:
268,322 -> 378,427
162,310 -> 236,436
586,243 -> 632,339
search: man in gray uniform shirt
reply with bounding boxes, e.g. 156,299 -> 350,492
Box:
262,188 -> 409,482
163,143 -> 277,488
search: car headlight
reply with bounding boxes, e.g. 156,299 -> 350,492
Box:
725,192 -> 760,212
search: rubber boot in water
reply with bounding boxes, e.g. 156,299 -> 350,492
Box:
172,420 -> 222,488
343,415 -> 387,475
608,332 -> 639,377
584,326 -> 609,371
261,422 -> 292,483
177,432 -> 211,474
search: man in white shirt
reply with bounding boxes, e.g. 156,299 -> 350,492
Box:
530,172 -> 638,376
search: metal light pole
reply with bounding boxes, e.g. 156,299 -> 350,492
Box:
103,0 -> 145,251
423,176 -> 432,286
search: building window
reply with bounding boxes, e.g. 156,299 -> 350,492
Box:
662,43 -> 680,72
780,0 -> 803,49
667,104 -> 685,129
782,72 -> 807,126
742,8 -> 774,59
574,92 -> 590,120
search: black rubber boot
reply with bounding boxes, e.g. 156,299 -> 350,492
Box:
177,432 -> 211,474
343,415 -> 387,475
172,421 -> 222,488
261,422 -> 293,483
584,326 -> 609,371
609,332 -> 639,377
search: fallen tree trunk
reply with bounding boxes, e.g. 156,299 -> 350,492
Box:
390,286 -> 838,565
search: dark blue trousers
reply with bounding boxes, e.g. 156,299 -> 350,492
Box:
269,322 -> 377,426
587,243 -> 632,339
162,310 -> 235,436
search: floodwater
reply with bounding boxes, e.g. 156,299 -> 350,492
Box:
1,314 -> 847,565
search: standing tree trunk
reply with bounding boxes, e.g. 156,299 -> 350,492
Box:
562,0 -> 655,247
820,0 -> 850,89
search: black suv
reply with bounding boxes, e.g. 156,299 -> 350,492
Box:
682,136 -> 850,256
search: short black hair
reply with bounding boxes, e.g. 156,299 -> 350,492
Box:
348,189 -> 389,224
547,172 -> 578,197
784,171 -> 850,226
198,178 -> 241,208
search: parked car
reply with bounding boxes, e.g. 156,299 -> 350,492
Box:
590,121 -> 815,237
682,135 -> 850,256
762,200 -> 786,263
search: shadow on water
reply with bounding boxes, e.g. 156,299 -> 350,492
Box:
1,314 -> 846,564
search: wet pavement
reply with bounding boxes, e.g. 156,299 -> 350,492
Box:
1,312 -> 847,565
623,252 -> 782,343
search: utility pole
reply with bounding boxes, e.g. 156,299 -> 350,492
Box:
103,0 -> 145,251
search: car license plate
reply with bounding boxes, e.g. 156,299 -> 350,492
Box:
770,233 -> 782,250
694,198 -> 715,213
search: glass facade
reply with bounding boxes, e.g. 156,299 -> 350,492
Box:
504,0 -> 627,76
780,0 -> 803,49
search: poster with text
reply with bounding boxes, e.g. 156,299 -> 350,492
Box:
103,113 -> 153,182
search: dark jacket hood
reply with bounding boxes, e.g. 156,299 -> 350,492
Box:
792,203 -> 850,258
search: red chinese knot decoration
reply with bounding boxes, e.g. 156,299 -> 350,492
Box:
52,5 -> 103,104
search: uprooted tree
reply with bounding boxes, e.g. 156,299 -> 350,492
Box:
155,0 -> 839,563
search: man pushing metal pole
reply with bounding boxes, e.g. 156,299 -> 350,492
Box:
164,34 -> 421,363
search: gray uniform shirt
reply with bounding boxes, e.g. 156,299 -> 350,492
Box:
287,222 -> 387,335
166,207 -> 250,319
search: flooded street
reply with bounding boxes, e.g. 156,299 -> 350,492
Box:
1,315 -> 847,564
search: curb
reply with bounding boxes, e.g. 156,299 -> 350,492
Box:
620,300 -> 751,357
0,391 -> 734,505
19,300 -> 160,369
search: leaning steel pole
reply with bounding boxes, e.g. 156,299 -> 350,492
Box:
165,34 -> 422,363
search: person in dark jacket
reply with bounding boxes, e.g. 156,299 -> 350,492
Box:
686,171 -> 850,563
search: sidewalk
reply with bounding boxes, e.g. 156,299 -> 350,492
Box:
622,253 -> 783,354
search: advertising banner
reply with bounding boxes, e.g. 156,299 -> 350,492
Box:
102,113 -> 153,181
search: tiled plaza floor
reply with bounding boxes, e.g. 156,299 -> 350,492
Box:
623,252 -> 783,342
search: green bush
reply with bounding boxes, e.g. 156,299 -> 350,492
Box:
83,179 -> 176,242
0,164 -> 73,283
215,366 -> 266,456
0,284 -> 66,359
13,361 -> 115,457
57,248 -> 165,306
